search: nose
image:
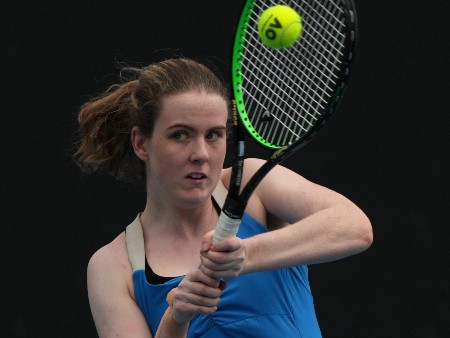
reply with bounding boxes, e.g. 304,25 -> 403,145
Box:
190,138 -> 209,164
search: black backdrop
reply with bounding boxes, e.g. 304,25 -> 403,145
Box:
2,0 -> 449,337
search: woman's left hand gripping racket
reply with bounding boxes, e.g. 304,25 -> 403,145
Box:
213,0 -> 358,243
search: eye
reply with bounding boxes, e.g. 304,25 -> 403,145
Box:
206,130 -> 224,141
173,130 -> 189,141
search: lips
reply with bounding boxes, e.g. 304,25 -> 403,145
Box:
187,173 -> 207,179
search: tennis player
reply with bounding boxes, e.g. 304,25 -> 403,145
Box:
75,58 -> 372,337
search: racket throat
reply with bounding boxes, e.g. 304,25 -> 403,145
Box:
223,195 -> 247,220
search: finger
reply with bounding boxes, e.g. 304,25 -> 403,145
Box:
200,255 -> 233,271
171,293 -> 219,321
200,260 -> 242,279
179,281 -> 222,300
201,249 -> 244,267
200,266 -> 233,280
201,230 -> 215,253
199,265 -> 220,279
210,237 -> 241,252
174,300 -> 219,317
174,282 -> 222,310
166,288 -> 176,306
186,269 -> 221,288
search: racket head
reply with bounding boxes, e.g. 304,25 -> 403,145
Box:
232,0 -> 357,150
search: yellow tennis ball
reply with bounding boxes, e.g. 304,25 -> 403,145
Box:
257,5 -> 303,49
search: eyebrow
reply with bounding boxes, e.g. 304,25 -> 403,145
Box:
167,123 -> 227,131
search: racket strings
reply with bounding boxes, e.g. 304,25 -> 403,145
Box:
241,51 -> 317,130
237,0 -> 351,147
246,28 -> 327,114
241,31 -> 320,143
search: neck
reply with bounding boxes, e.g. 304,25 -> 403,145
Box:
140,198 -> 216,240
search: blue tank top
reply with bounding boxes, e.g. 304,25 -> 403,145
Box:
126,212 -> 322,337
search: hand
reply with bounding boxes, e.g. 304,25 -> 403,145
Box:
200,231 -> 247,280
167,268 -> 225,324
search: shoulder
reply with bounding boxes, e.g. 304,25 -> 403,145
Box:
221,157 -> 305,193
220,157 -> 329,226
220,158 -> 267,189
88,232 -> 128,270
87,232 -> 134,297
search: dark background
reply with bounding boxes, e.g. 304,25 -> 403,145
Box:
2,0 -> 449,337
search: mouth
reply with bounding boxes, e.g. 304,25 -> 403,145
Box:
186,173 -> 207,180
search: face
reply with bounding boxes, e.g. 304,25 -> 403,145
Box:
143,90 -> 228,207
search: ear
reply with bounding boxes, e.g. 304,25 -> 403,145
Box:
131,126 -> 149,161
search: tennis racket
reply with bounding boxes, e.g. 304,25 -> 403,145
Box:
213,0 -> 358,242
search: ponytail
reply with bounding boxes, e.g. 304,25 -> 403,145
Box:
74,80 -> 146,181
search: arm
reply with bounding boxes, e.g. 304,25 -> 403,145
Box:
87,241 -> 152,337
244,158 -> 373,272
201,158 -> 373,277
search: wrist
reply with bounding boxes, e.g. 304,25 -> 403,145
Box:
171,307 -> 193,324
155,306 -> 190,338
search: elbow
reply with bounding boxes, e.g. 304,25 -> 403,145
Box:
334,204 -> 373,255
352,210 -> 373,252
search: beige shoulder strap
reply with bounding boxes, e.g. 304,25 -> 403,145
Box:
125,215 -> 145,272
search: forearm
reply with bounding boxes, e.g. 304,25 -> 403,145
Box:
155,306 -> 189,338
242,204 -> 372,274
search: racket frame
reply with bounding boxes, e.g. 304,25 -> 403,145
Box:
214,0 -> 358,242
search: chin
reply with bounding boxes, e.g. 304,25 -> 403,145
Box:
182,190 -> 212,206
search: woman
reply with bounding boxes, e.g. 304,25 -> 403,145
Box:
75,58 -> 372,337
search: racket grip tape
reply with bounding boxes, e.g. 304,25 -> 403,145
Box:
213,211 -> 242,243
213,195 -> 246,243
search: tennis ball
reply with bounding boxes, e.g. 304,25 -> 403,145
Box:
257,5 -> 303,49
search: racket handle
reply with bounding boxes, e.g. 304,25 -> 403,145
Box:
213,211 -> 241,243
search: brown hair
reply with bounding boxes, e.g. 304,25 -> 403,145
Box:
74,58 -> 230,182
